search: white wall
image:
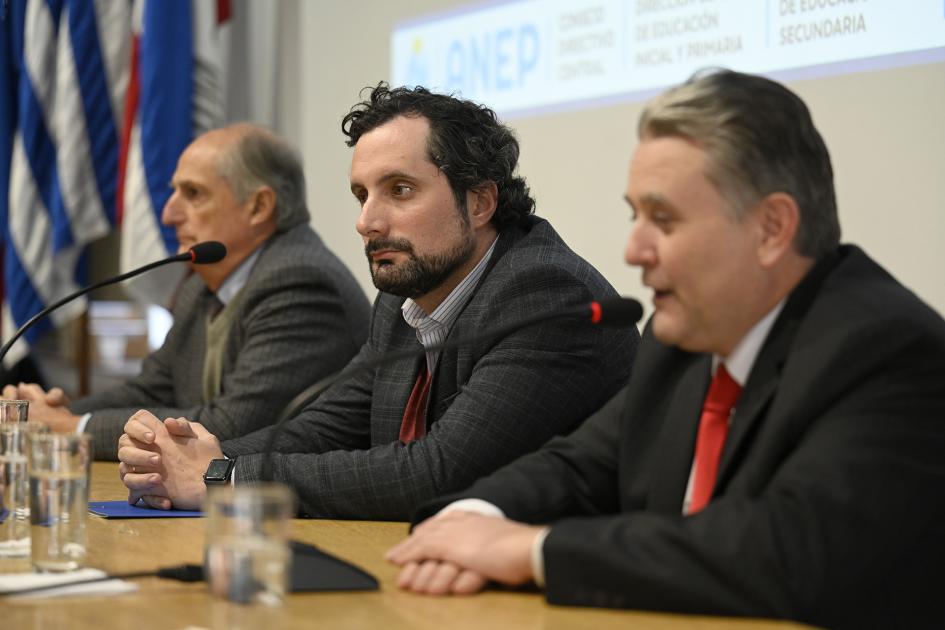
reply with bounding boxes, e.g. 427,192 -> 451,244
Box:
296,1 -> 945,318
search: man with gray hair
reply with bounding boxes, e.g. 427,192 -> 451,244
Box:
4,124 -> 371,460
387,70 -> 945,629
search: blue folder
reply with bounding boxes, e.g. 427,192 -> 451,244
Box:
88,500 -> 203,518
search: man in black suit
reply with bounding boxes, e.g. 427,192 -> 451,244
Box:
116,85 -> 636,519
387,70 -> 945,629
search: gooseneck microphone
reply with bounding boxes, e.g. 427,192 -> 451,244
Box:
0,241 -> 227,364
260,296 -> 644,481
183,241 -> 227,265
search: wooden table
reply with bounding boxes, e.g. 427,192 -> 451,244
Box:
0,463 -> 811,629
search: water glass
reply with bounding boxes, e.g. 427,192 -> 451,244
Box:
27,431 -> 92,572
0,422 -> 30,557
0,399 -> 29,424
204,484 -> 294,606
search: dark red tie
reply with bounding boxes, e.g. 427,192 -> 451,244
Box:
399,364 -> 432,443
689,364 -> 742,514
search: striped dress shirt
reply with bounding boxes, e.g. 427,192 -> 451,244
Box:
400,237 -> 498,375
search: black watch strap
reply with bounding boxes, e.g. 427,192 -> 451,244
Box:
203,458 -> 235,485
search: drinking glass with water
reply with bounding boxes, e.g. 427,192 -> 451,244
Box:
0,423 -> 30,557
0,399 -> 29,424
204,484 -> 294,606
27,431 -> 92,572
0,400 -> 32,558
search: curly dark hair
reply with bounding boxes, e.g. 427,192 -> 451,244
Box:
342,83 -> 535,230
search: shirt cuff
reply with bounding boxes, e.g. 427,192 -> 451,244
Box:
438,498 -> 506,519
75,412 -> 93,434
531,526 -> 551,587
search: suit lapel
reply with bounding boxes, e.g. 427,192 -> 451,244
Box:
715,247 -> 847,491
647,354 -> 712,513
714,332 -> 786,487
428,346 -> 458,421
375,316 -> 425,440
423,226 -> 524,425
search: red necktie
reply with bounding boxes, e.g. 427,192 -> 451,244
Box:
399,364 -> 432,443
689,364 -> 742,514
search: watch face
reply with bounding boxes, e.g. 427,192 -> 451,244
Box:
205,459 -> 232,481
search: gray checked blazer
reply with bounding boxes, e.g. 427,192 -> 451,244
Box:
73,224 -> 371,460
223,216 -> 639,520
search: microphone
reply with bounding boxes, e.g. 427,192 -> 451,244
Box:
187,241 -> 226,264
0,241 -> 227,364
260,296 -> 643,481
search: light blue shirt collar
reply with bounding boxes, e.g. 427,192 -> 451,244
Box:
215,247 -> 262,305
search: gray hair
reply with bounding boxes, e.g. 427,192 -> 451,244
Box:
218,126 -> 310,232
638,69 -> 840,259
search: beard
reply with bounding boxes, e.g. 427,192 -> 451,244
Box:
365,230 -> 477,299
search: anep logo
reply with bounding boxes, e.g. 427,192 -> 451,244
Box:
442,22 -> 540,97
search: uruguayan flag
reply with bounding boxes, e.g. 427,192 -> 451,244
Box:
117,0 -> 231,306
1,0 -> 129,367
2,0 -> 268,365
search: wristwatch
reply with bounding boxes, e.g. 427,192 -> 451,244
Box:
203,458 -> 235,485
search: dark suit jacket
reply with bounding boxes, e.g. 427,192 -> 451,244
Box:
419,245 -> 945,630
73,224 -> 371,460
223,216 -> 639,520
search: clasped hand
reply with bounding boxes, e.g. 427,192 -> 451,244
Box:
385,511 -> 544,596
2,383 -> 80,432
117,410 -> 223,510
